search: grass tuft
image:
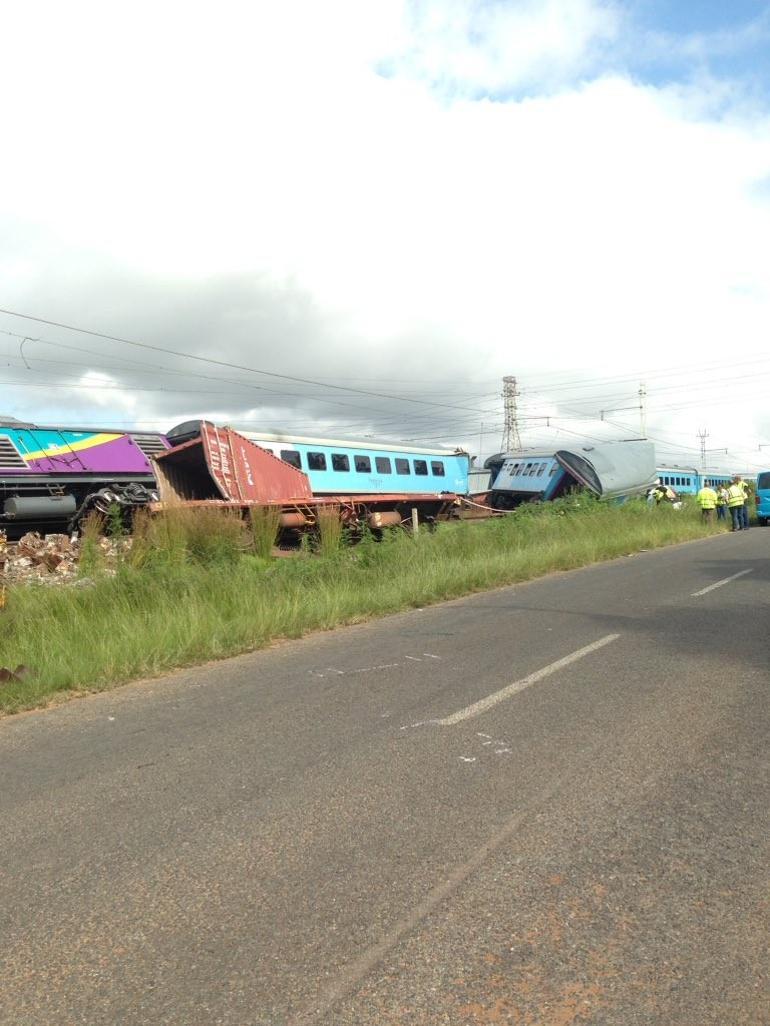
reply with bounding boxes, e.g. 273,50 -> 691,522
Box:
248,506 -> 282,559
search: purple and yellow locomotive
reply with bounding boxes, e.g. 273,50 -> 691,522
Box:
0,416 -> 169,535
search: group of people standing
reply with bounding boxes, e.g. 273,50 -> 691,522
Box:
696,476 -> 751,531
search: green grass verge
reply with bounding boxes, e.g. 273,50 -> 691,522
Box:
0,498 -> 727,714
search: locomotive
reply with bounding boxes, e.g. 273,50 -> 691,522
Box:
0,416 -> 169,536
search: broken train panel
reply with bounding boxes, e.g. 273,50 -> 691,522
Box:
486,440 -> 657,509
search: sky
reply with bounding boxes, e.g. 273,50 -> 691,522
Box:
2,0 -> 770,473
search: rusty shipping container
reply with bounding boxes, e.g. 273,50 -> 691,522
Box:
153,423 -> 313,505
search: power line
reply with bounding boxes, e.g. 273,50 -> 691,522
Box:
0,307 -> 499,416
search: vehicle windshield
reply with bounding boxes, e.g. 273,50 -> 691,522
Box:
756,472 -> 770,490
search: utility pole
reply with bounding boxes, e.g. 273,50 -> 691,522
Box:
697,428 -> 709,471
639,382 -> 647,438
501,375 -> 522,453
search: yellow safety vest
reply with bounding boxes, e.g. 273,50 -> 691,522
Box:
727,484 -> 744,507
697,488 -> 717,509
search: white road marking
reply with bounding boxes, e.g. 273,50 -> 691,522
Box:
691,568 -> 753,597
309,663 -> 398,679
348,663 -> 400,675
436,634 -> 621,726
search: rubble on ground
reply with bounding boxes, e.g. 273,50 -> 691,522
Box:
0,531 -> 131,586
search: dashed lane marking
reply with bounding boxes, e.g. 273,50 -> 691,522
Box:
436,633 -> 621,726
691,567 -> 753,597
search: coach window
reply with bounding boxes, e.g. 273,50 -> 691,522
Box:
395,458 -> 410,475
414,459 -> 428,476
375,456 -> 392,474
536,463 -> 546,477
280,449 -> 301,469
431,461 -> 445,476
331,453 -> 350,472
549,465 -> 558,476
354,455 -> 372,473
307,452 -> 327,471
525,462 -> 533,476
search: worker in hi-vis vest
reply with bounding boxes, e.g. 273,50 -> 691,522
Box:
716,485 -> 728,521
696,484 -> 717,523
738,476 -> 751,530
726,477 -> 745,532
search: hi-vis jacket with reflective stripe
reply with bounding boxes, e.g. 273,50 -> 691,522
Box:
727,484 -> 745,507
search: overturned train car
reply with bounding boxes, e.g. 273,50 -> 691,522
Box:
484,440 -> 657,510
0,416 -> 169,536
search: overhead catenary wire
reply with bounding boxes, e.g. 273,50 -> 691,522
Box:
2,307 -> 767,469
0,307 -> 502,415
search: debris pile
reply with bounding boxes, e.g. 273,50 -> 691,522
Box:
0,531 -> 130,586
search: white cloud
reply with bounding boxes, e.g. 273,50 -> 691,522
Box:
1,1 -> 770,465
387,0 -> 620,94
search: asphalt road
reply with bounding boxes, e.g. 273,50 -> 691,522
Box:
1,530 -> 768,1025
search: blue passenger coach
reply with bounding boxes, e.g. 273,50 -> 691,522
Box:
485,441 -> 657,509
166,423 -> 470,496
655,467 -> 737,495
486,453 -> 569,509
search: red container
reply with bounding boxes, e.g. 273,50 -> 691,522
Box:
154,423 -> 313,504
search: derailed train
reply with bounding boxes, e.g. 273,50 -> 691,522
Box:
0,416 -> 470,536
482,440 -> 658,509
0,416 -> 169,535
0,413 -> 661,537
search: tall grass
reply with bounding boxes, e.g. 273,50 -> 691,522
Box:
129,506 -> 248,569
316,505 -> 344,557
248,506 -> 281,559
0,498 -> 725,714
78,512 -> 106,577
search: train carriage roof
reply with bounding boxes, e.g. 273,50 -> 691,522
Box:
167,421 -> 467,457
